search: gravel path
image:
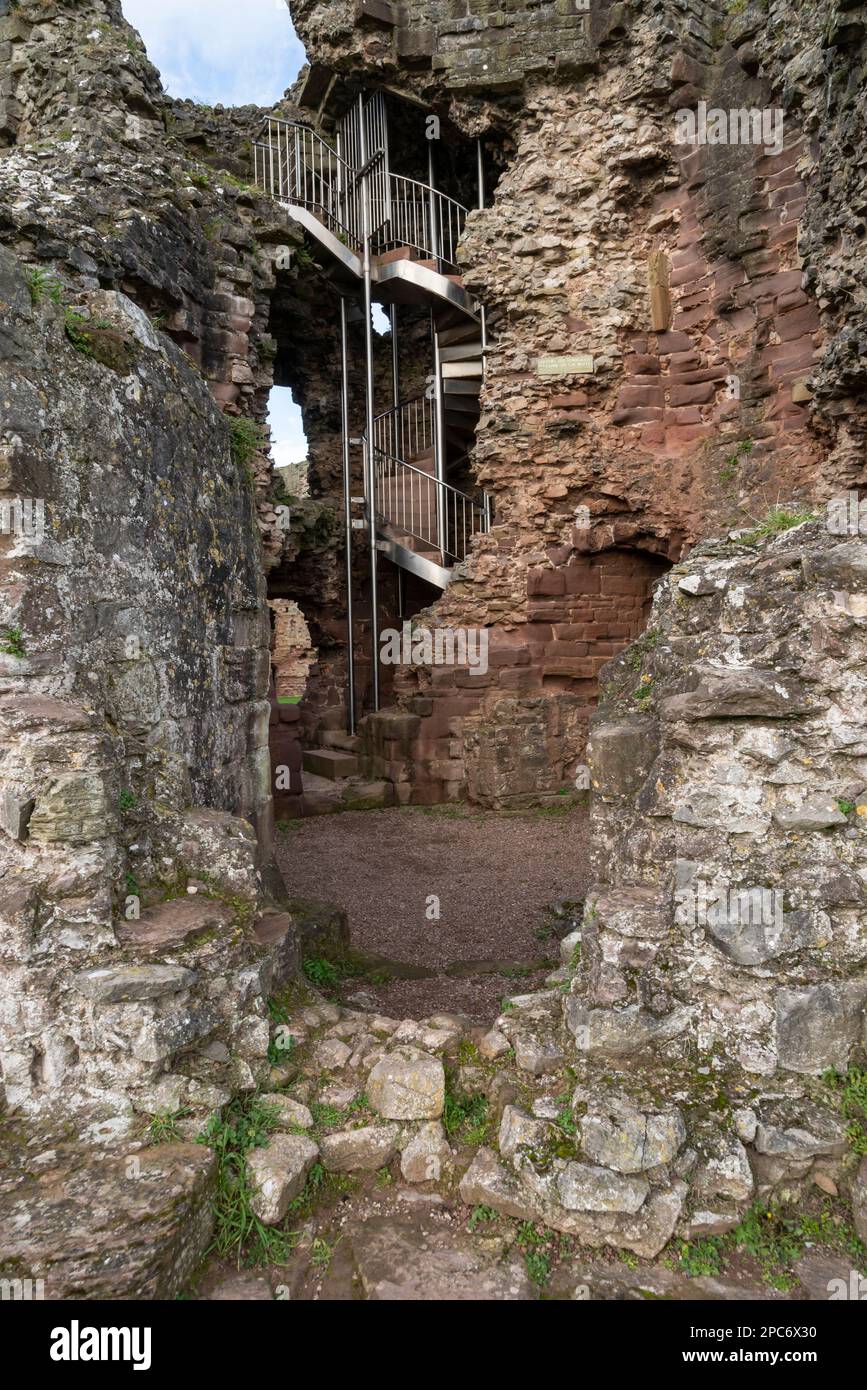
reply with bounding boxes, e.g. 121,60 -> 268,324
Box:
274,803 -> 589,1019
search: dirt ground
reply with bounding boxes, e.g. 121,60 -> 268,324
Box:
274,801 -> 589,1021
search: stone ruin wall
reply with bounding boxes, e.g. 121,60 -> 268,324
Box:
288,0 -> 867,810
0,0 -> 318,1122
448,518 -> 867,1258
0,0 -> 863,1292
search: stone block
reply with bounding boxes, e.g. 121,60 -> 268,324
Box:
368,1049 -> 445,1119
776,981 -> 867,1074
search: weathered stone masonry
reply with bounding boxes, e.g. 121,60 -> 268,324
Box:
0,0 -> 865,1299
288,0 -> 844,810
0,0 -> 313,1123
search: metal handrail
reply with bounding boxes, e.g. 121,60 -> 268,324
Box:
373,443 -> 490,565
373,392 -> 434,467
252,118 -> 362,251
252,117 -> 469,272
375,173 -> 467,273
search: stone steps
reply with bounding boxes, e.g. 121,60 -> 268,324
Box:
303,747 -> 359,780
300,769 -> 394,816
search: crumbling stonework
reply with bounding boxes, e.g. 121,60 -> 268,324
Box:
269,523 -> 866,1261
583,519 -> 867,1086
291,0 -> 866,810
0,0 -> 316,1124
1,0 -> 866,1300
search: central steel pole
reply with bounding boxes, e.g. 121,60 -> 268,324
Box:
359,94 -> 380,712
427,140 -> 440,267
339,296 -> 356,734
428,139 -> 448,558
431,312 -> 447,558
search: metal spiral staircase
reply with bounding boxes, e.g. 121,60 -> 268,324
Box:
252,107 -> 490,588
253,92 -> 491,719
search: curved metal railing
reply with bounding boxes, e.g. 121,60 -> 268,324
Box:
371,394 -> 490,564
374,451 -> 490,566
379,172 -> 467,272
252,117 -> 469,273
373,393 -> 434,468
253,118 -> 362,251
253,116 -> 487,560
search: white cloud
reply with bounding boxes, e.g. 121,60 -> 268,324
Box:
121,0 -> 306,107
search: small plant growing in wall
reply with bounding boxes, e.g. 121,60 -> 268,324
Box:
118,787 -> 137,813
0,627 -> 26,658
148,1108 -> 191,1144
227,415 -> 266,471
735,505 -> 816,545
64,308 -> 134,372
720,437 -> 753,483
64,308 -> 96,352
26,267 -> 64,306
197,1095 -> 302,1265
823,1066 -> 867,1155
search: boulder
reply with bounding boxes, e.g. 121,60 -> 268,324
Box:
0,1143 -> 216,1299
556,1163 -> 649,1214
773,794 -> 847,831
312,1038 -> 352,1070
753,1099 -> 849,1161
661,666 -> 811,721
691,1132 -> 755,1202
498,1105 -> 556,1160
247,1134 -> 319,1225
400,1121 -> 452,1182
349,1215 -> 533,1300
477,1028 -> 511,1060
579,1104 -> 686,1173
72,964 -> 196,1003
776,981 -> 866,1073
259,1094 -> 313,1130
513,1033 -> 565,1075
319,1125 -> 399,1172
459,1146 -> 538,1221
565,1000 -> 691,1056
367,1049 -> 444,1119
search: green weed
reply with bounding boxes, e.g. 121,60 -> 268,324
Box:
735,506 -> 815,545
197,1096 -> 299,1266
26,267 -> 64,306
0,627 -> 26,658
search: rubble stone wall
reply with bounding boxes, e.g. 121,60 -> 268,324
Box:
289,0 -> 862,806
0,0 -> 315,1120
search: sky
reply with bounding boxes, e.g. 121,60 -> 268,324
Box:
121,0 -> 306,107
121,1 -> 309,462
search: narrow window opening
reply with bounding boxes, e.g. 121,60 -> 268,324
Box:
268,385 -> 309,497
